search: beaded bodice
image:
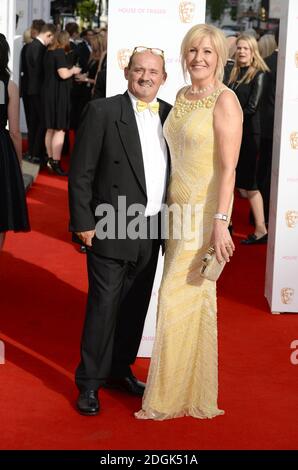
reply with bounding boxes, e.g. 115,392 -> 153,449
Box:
173,86 -> 224,118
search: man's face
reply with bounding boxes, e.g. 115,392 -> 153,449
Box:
86,31 -> 94,44
31,28 -> 38,39
124,51 -> 166,103
43,32 -> 54,47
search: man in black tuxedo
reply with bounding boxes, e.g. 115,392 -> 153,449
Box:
259,28 -> 279,224
69,47 -> 171,416
24,23 -> 56,165
76,29 -> 94,72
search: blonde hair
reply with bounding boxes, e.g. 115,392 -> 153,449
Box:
49,31 -> 70,52
228,34 -> 270,86
90,34 -> 103,61
181,24 -> 228,82
258,34 -> 277,59
23,28 -> 33,45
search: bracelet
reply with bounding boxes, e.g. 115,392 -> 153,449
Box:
214,213 -> 228,222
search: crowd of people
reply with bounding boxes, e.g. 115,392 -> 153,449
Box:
224,29 -> 278,243
20,19 -> 108,175
0,19 -> 278,421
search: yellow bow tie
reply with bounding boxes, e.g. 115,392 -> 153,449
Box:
136,100 -> 159,114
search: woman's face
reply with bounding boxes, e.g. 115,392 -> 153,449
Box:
236,39 -> 253,66
186,35 -> 218,83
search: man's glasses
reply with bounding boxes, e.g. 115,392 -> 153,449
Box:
132,46 -> 164,58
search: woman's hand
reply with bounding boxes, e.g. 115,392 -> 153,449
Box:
211,220 -> 235,264
73,70 -> 85,81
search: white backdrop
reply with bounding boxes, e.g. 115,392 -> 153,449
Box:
107,0 -> 206,356
265,0 -> 298,314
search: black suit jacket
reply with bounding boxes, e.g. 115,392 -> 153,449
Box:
25,38 -> 46,95
261,51 -> 278,139
68,91 -> 172,261
76,41 -> 91,73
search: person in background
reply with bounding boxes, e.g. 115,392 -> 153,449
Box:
73,34 -> 103,123
43,31 -> 81,176
92,29 -> 107,100
228,34 -> 269,244
23,23 -> 56,166
65,22 -> 80,52
223,34 -> 237,84
258,27 -> 279,225
30,19 -> 46,40
19,28 -> 33,161
0,34 -> 30,250
258,33 -> 277,60
76,29 -> 94,72
22,19 -> 45,163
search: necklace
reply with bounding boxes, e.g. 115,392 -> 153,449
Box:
190,83 -> 214,94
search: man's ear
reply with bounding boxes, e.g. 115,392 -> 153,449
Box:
124,67 -> 129,80
162,72 -> 167,85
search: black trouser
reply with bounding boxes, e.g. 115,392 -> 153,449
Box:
26,94 -> 46,161
22,94 -> 33,156
75,236 -> 160,392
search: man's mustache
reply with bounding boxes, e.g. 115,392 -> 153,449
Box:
138,80 -> 152,86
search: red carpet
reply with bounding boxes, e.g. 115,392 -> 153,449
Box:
1,160 -> 298,450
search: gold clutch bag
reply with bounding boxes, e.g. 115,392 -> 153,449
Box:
200,247 -> 226,282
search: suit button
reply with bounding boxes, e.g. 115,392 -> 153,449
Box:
113,184 -> 118,188
114,160 -> 120,164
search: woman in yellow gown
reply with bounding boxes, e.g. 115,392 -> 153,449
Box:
135,24 -> 243,420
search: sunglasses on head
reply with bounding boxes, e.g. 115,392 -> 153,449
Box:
132,46 -> 164,58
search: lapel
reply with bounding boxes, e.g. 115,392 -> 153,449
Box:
158,98 -> 171,186
116,92 -> 147,196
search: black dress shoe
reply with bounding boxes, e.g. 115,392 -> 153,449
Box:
23,153 -> 32,162
77,390 -> 99,416
241,233 -> 268,245
104,375 -> 145,396
47,158 -> 68,176
30,156 -> 42,165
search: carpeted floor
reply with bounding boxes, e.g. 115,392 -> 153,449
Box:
1,160 -> 298,450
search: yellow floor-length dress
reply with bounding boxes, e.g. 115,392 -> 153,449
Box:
141,87 -> 228,420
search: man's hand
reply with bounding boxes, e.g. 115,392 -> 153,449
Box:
75,230 -> 96,247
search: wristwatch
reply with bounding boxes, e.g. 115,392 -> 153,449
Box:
214,213 -> 228,221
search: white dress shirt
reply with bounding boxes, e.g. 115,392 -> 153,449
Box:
128,90 -> 168,217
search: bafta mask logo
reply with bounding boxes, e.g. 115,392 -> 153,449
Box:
117,48 -> 132,70
295,51 -> 298,68
179,1 -> 195,23
285,210 -> 298,228
281,287 -> 295,305
290,132 -> 298,150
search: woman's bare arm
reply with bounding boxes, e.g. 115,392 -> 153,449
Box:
7,80 -> 22,163
212,89 -> 243,263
